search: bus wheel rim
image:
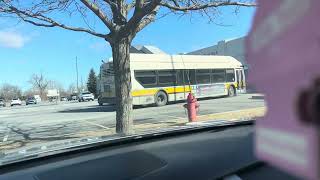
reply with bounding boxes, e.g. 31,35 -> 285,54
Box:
230,88 -> 234,96
158,95 -> 164,102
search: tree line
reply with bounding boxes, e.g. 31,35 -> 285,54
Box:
0,69 -> 98,101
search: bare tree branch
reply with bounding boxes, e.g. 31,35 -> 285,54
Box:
127,0 -> 136,11
29,73 -> 49,99
80,0 -> 116,31
170,0 -> 180,7
0,84 -> 22,101
74,2 -> 96,32
1,5 -> 112,41
136,6 -> 159,32
135,0 -> 145,8
103,0 -> 118,9
155,9 -> 174,21
124,0 -> 161,38
160,1 -> 256,11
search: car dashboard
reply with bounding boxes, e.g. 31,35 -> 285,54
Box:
0,124 -> 299,180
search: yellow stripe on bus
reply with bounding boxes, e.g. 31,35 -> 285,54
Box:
124,83 -> 245,98
132,89 -> 158,96
164,86 -> 191,94
132,86 -> 192,97
225,82 -> 239,89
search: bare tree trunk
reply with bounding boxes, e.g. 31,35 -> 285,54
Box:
111,37 -> 133,135
40,90 -> 44,101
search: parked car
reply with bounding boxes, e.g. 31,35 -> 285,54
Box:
0,99 -> 5,107
60,97 -> 68,101
10,98 -> 22,106
26,97 -> 37,105
79,92 -> 95,102
70,94 -> 78,101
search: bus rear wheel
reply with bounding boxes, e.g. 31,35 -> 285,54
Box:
155,91 -> 168,106
228,86 -> 236,97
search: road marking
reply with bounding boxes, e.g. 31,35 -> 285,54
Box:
165,115 -> 186,120
3,135 -> 9,142
83,120 -> 109,130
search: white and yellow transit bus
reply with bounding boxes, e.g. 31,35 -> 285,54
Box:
98,54 -> 246,106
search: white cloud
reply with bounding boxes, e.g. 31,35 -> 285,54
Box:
0,31 -> 30,48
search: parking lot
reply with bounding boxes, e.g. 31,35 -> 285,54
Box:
0,94 -> 265,151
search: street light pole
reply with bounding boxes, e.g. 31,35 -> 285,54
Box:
80,76 -> 84,92
76,56 -> 79,93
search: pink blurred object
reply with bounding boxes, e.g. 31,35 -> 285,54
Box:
246,0 -> 320,179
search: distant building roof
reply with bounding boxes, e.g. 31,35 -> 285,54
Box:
129,46 -> 143,53
130,45 -> 166,54
141,45 -> 166,54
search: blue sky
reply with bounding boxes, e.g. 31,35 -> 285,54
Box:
0,6 -> 255,91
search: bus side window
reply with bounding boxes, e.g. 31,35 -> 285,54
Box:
158,70 -> 177,86
189,70 -> 196,85
135,70 -> 157,87
212,69 -> 226,83
177,70 -> 184,86
183,70 -> 196,85
226,69 -> 235,82
183,70 -> 190,85
196,69 -> 211,84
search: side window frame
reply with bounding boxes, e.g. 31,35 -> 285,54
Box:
196,69 -> 211,84
134,70 -> 158,87
226,69 -> 235,82
157,70 -> 177,86
211,69 -> 226,83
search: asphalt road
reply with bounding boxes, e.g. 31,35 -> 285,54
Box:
0,94 -> 265,151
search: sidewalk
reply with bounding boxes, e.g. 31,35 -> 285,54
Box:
133,106 -> 266,133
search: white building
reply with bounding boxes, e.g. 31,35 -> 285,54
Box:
187,37 -> 247,73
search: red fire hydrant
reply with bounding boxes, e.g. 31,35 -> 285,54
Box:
183,93 -> 200,122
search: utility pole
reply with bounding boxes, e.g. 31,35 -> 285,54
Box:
76,56 -> 79,93
80,76 -> 84,92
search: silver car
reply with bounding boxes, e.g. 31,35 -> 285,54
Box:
79,92 -> 95,102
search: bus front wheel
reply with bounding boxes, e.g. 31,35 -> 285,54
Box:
228,86 -> 236,97
155,91 -> 168,106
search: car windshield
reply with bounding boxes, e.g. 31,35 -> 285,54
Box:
0,1 -> 262,166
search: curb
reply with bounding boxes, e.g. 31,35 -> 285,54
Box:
251,95 -> 265,99
133,107 -> 266,131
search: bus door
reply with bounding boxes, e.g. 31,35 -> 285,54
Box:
236,69 -> 246,93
